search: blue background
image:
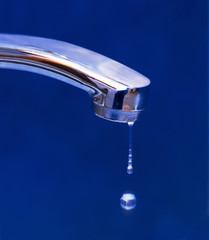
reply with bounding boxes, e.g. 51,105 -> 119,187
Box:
0,0 -> 208,239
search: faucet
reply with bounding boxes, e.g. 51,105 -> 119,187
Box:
0,34 -> 150,123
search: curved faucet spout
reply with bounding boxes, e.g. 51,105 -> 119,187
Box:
0,34 -> 150,123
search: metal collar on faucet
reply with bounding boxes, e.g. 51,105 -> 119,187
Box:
0,34 -> 150,123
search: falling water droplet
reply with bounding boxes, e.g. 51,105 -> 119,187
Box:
120,193 -> 136,210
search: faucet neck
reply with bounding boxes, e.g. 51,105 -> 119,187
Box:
0,34 -> 150,122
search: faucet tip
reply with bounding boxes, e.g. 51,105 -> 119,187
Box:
93,102 -> 140,123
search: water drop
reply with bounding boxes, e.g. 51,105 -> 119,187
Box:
120,193 -> 136,210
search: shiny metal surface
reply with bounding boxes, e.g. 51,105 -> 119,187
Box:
0,34 -> 150,122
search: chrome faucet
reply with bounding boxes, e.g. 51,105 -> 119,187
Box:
0,34 -> 150,123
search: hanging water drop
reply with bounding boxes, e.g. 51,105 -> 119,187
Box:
120,193 -> 136,210
120,122 -> 137,211
127,164 -> 133,174
127,121 -> 134,174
